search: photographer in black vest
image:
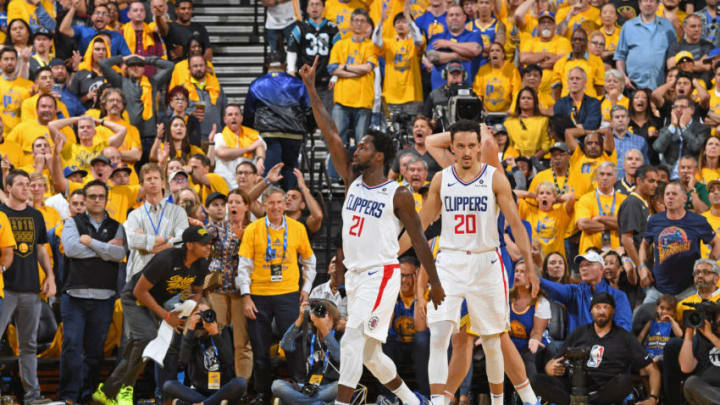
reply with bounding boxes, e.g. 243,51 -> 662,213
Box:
58,179 -> 128,404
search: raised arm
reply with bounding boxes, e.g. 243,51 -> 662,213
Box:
424,131 -> 454,168
299,56 -> 353,183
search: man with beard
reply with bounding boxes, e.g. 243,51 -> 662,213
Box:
58,3 -> 131,56
183,55 -> 227,138
0,48 -> 32,135
389,116 -> 441,180
618,165 -> 659,269
533,292 -> 660,405
614,149 -> 645,194
652,71 -> 710,118
49,59 -> 85,118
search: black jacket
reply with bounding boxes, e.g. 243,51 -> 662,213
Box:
179,327 -> 235,392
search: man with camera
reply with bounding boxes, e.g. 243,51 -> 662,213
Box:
679,300 -> 720,404
162,302 -> 248,405
421,61 -> 474,131
534,292 -> 661,405
271,299 -> 341,404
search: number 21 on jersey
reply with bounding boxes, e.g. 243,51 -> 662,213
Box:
349,215 -> 365,237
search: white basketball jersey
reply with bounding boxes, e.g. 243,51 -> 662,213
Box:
342,176 -> 403,271
439,164 -> 500,252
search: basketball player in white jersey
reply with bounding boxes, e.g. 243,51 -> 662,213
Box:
299,57 -> 445,405
400,120 -> 538,405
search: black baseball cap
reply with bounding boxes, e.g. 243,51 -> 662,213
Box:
33,27 -> 53,40
446,60 -> 465,73
205,191 -> 227,207
181,225 -> 213,244
91,155 -> 111,166
590,292 -> 616,308
49,58 -> 65,68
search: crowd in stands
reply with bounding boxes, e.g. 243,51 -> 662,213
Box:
0,0 -> 718,403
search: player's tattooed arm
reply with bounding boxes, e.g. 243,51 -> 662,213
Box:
394,187 -> 445,309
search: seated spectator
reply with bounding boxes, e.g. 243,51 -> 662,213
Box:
602,250 -> 639,309
22,66 -> 71,122
553,67 -> 602,133
372,9 -> 424,116
49,115 -> 127,170
518,181 -> 575,258
122,0 -> 167,77
165,86 -> 202,147
541,250 -> 632,332
678,307 -> 720,404
328,8 -> 377,145
697,136 -> 720,185
270,300 -> 341,405
0,47 -> 32,134
188,153 -> 229,204
99,54 -> 174,156
551,28 -> 605,99
214,105 -> 265,190
425,4 -> 482,90
628,88 -> 662,165
28,27 -> 52,78
618,165 -> 659,269
678,156 -> 711,213
615,149 -> 645,194
309,256 -> 348,322
59,4 -> 131,56
167,166 -> 190,203
162,302 -> 247,405
587,30 -> 611,70
508,260 -> 551,380
285,169 -> 323,237
473,42 -> 521,114
576,162 -> 626,252
244,54 -> 312,189
178,55 -> 227,138
150,115 -> 205,164
639,181 -> 720,304
49,58 -> 86,119
533,292 -> 661,405
637,294 -> 682,360
389,116 -> 442,180
608,106 -> 648,180
654,96 -> 710,174
504,87 -> 551,159
165,0 -> 212,61
70,36 -> 112,109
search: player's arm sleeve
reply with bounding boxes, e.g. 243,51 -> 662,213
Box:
287,51 -> 298,73
236,224 -> 255,295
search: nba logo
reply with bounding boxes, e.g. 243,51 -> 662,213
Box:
586,345 -> 605,368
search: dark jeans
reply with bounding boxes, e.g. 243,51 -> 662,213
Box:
532,373 -> 634,405
246,292 -> 302,398
331,104 -> 371,146
58,295 -> 116,402
263,136 -> 303,190
663,337 -> 690,404
265,24 -> 294,54
163,377 -> 247,405
102,298 -> 159,398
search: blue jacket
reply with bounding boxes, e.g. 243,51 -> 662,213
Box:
540,278 -> 632,333
244,71 -> 314,135
554,94 -> 602,131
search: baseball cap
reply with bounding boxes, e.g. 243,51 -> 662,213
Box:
574,250 -> 605,267
111,163 -> 132,176
492,123 -> 508,134
32,27 -> 53,40
125,56 -> 145,66
169,170 -> 189,181
549,141 -> 570,154
90,155 -> 111,166
446,60 -> 465,73
64,166 -> 88,178
675,50 -> 694,64
49,58 -> 65,68
709,48 -> 720,61
181,225 -> 213,244
537,11 -> 555,22
709,178 -> 720,189
205,191 -> 227,207
590,292 -> 616,308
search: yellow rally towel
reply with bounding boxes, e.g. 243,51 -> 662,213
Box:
78,36 -> 120,75
187,71 -> 221,105
139,76 -> 153,120
123,22 -> 156,54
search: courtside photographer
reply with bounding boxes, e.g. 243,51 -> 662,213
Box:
679,300 -> 720,404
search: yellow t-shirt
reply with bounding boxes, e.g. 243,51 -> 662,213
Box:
504,116 -> 551,156
519,36 -> 571,104
238,216 -> 314,296
510,87 -> 556,113
0,140 -> 24,168
21,94 -> 70,123
329,37 -> 378,109
656,4 -> 688,26
569,146 -> 617,195
701,211 -> 720,263
602,26 -> 620,55
379,36 -> 424,105
8,0 -> 55,27
369,0 -> 404,40
600,95 -> 630,123
96,120 -> 142,185
7,121 -> 76,167
191,173 -> 230,204
107,184 -> 141,224
556,6 -> 601,39
0,76 -> 33,134
519,199 -> 571,258
220,126 -> 261,158
324,0 -> 368,37
61,140 -> 108,171
709,88 -> 720,116
575,189 -> 627,253
0,211 -> 16,298
473,61 -> 521,113
552,53 -> 606,98
698,167 -> 720,185
36,204 -> 61,231
529,166 -> 592,238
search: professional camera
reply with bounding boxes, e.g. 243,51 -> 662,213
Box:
304,301 -> 327,319
562,346 -> 591,405
196,309 -> 217,330
387,110 -> 413,147
683,300 -> 720,329
447,91 -> 484,126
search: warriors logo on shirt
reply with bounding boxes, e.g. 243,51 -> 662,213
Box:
9,216 -> 35,258
657,226 -> 691,263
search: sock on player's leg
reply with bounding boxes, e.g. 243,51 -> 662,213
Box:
514,378 -> 537,404
392,383 -> 420,405
490,393 -> 504,405
430,394 -> 444,405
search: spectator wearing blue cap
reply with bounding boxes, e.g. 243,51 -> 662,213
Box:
49,59 -> 86,119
